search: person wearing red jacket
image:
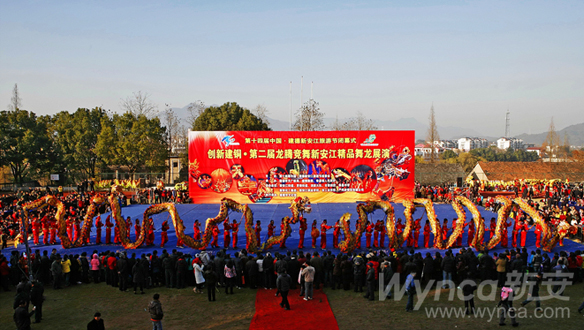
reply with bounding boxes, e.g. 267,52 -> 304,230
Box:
223,218 -> 232,249
134,219 -> 141,241
160,220 -> 169,248
413,218 -> 422,248
373,220 -> 380,248
396,218 -> 405,238
231,219 -> 239,248
365,221 -> 374,248
95,215 -> 103,244
298,217 -> 307,249
41,215 -> 50,245
193,220 -> 201,241
311,220 -> 319,249
211,224 -> 220,248
267,220 -> 275,240
105,215 -> 113,244
114,224 -> 120,244
254,221 -> 262,246
320,219 -> 332,249
423,221 -> 431,248
333,220 -> 341,249
125,217 -> 132,239
512,216 -> 521,249
32,217 -> 41,245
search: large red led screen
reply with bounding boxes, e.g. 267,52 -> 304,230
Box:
188,130 -> 414,204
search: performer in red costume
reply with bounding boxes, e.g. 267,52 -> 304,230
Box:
49,217 -> 57,245
355,219 -> 362,249
512,215 -> 521,249
254,221 -> 262,246
125,217 -> 132,239
413,217 -> 422,248
160,220 -> 169,248
134,219 -> 141,241
320,219 -> 332,249
333,220 -> 341,249
280,219 -> 288,248
267,220 -> 275,240
441,219 -> 449,242
114,224 -> 120,244
501,219 -> 512,248
95,215 -> 103,245
74,218 -> 81,242
373,220 -> 380,248
105,215 -> 113,244
534,223 -> 542,248
193,220 -> 201,240
211,224 -> 220,248
66,216 -> 74,241
366,221 -> 374,248
298,217 -> 307,249
232,219 -> 239,248
379,220 -> 386,248
396,218 -> 405,237
146,219 -> 155,246
32,217 -> 41,245
467,221 -> 475,247
423,221 -> 431,248
41,215 -> 50,245
223,218 -> 232,249
489,218 -> 496,240
519,220 -> 531,248
311,220 -> 319,249
85,217 -> 92,245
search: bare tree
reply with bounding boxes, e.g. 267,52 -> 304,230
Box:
120,91 -> 158,117
329,112 -> 377,130
160,105 -> 182,156
186,100 -> 206,129
292,99 -> 325,131
252,103 -> 270,128
330,114 -> 344,130
7,83 -> 22,111
426,104 -> 440,163
542,117 -> 560,160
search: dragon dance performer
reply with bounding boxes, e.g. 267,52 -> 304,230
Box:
223,218 -> 232,249
280,219 -> 288,248
134,219 -> 141,241
298,217 -> 307,249
125,216 -> 131,239
519,220 -> 532,248
501,218 -> 512,248
85,217 -> 92,244
489,218 -> 496,240
379,219 -> 387,248
74,217 -> 82,243
413,217 -> 422,248
193,220 -> 201,241
441,219 -> 449,242
311,220 -> 319,249
95,215 -> 103,244
423,221 -> 431,248
146,218 -> 155,246
365,221 -> 374,248
534,223 -> 542,248
49,217 -> 57,245
333,220 -> 341,249
231,219 -> 240,249
160,220 -> 169,248
267,220 -> 275,240
320,219 -> 332,249
211,224 -> 220,248
32,216 -> 41,245
467,220 -> 475,247
41,215 -> 50,245
254,221 -> 262,246
105,215 -> 113,244
373,220 -> 380,248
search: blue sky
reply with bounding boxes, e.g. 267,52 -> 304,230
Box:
1,1 -> 583,136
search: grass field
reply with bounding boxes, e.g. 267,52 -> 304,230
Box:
1,280 -> 583,330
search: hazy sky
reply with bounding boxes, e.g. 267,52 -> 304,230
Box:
1,1 -> 583,136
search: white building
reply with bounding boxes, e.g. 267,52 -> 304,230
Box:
434,140 -> 457,150
497,137 -> 524,150
457,137 -> 489,152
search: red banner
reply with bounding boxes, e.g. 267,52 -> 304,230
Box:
188,130 -> 414,203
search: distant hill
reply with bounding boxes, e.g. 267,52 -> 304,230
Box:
515,122 -> 584,147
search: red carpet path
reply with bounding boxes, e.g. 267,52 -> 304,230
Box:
250,288 -> 339,330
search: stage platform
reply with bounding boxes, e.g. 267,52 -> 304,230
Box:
4,203 -> 583,257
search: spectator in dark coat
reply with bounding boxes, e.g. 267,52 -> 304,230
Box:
87,312 -> 105,330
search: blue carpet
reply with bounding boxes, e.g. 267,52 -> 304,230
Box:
4,203 -> 583,258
